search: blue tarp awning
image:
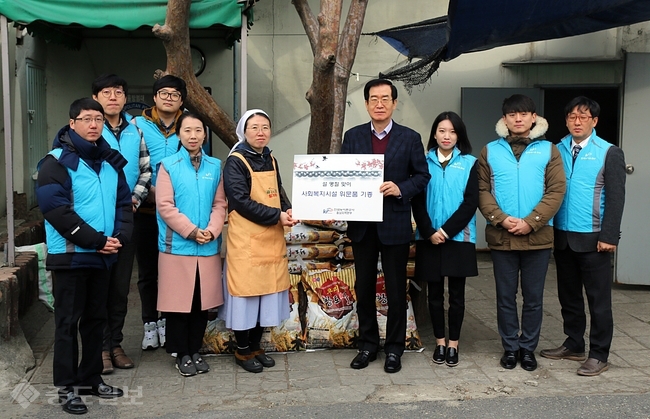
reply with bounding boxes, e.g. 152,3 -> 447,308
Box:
446,0 -> 650,60
376,17 -> 448,60
374,0 -> 650,87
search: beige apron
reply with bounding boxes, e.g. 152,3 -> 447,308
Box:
226,152 -> 290,297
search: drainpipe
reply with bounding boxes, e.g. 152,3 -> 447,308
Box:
240,11 -> 247,113
233,36 -> 239,122
1,14 -> 15,267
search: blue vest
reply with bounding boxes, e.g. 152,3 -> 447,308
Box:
102,115 -> 141,192
156,147 -> 222,256
416,148 -> 477,243
44,148 -> 118,255
554,130 -> 611,232
486,138 -> 553,225
133,116 -> 179,186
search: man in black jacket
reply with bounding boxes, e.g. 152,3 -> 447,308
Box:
341,79 -> 430,373
37,98 -> 133,414
540,96 -> 626,376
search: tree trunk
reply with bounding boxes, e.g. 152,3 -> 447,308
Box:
154,0 -> 238,148
295,0 -> 368,154
295,0 -> 342,154
330,0 -> 368,153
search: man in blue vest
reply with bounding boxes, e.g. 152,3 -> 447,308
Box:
540,96 -> 626,376
36,98 -> 133,415
478,94 -> 566,372
132,75 -> 186,351
92,74 -> 152,374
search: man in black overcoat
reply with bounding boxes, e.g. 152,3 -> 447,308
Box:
341,79 -> 430,373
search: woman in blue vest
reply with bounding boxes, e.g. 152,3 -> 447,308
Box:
155,113 -> 227,377
412,111 -> 479,367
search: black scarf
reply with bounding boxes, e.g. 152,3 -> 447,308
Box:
59,128 -> 127,174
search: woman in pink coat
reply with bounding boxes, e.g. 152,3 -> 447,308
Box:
156,112 -> 227,377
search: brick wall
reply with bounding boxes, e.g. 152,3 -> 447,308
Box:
0,253 -> 38,341
0,219 -> 45,251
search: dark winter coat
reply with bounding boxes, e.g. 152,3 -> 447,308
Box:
36,126 -> 133,270
223,142 -> 291,225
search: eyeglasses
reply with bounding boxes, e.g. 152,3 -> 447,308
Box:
99,88 -> 124,98
368,97 -> 393,106
567,114 -> 593,123
74,116 -> 105,124
246,125 -> 271,133
157,90 -> 182,101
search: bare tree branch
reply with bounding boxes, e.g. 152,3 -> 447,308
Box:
300,1 -> 342,154
293,0 -> 319,54
153,0 -> 238,148
337,0 -> 368,71
330,0 -> 368,153
294,0 -> 367,154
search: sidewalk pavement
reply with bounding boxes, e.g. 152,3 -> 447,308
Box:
3,253 -> 650,418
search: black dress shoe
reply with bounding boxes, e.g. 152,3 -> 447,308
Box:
235,352 -> 264,373
252,349 -> 276,368
80,382 -> 124,399
445,347 -> 459,367
500,350 -> 518,369
58,390 -> 87,415
384,353 -> 402,373
520,349 -> 538,371
350,350 -> 377,369
432,345 -> 446,364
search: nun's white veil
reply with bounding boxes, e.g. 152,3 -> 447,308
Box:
228,109 -> 271,156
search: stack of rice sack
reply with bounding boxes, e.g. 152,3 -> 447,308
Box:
295,221 -> 422,350
286,221 -> 347,274
202,219 -> 422,354
201,272 -> 304,354
302,265 -> 358,348
407,244 -> 416,278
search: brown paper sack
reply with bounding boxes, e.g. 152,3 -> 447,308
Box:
301,266 -> 422,350
202,274 -> 305,353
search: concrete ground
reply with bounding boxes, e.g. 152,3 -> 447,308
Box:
2,253 -> 650,418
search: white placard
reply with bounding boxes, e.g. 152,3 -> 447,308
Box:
291,154 -> 384,221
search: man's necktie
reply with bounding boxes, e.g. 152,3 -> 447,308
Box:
572,145 -> 582,163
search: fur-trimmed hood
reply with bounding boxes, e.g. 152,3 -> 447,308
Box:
495,115 -> 548,139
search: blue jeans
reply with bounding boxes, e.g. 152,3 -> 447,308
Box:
491,249 -> 551,352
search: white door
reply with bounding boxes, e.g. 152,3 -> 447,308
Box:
617,53 -> 650,285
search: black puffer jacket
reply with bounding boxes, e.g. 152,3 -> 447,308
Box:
223,142 -> 291,226
37,125 -> 133,270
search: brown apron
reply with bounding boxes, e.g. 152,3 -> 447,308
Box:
226,152 -> 290,297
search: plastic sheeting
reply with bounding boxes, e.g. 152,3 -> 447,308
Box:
376,0 -> 650,62
446,0 -> 650,60
374,0 -> 650,88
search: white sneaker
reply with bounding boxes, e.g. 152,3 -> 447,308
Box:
157,318 -> 166,347
142,322 -> 159,350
